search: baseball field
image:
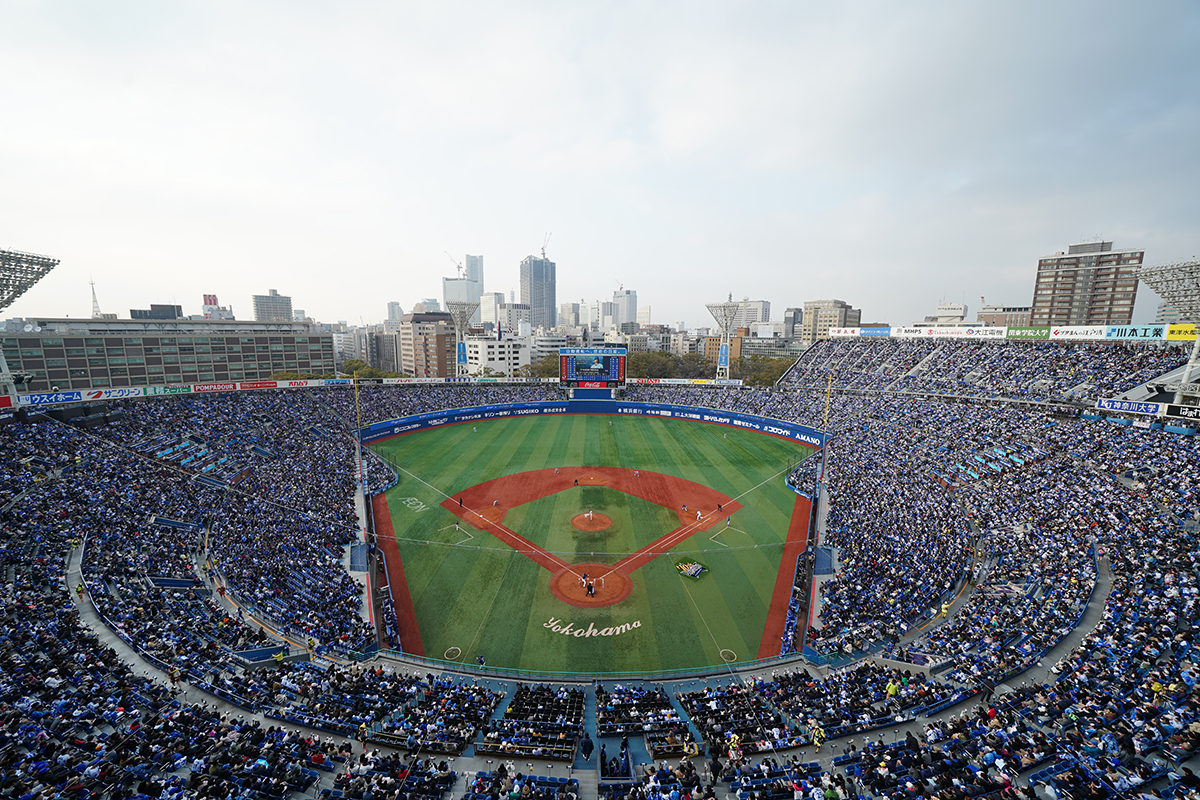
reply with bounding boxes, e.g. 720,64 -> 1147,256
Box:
369,413 -> 813,675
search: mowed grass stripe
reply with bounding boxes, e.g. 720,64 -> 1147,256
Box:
370,413 -> 807,673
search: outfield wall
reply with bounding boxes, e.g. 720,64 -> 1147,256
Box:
357,400 -> 831,448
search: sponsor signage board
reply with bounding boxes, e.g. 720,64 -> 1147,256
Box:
1166,404 -> 1200,421
860,327 -> 891,337
1051,326 -> 1107,340
828,328 -> 859,337
358,401 -> 830,448
1105,325 -> 1165,340
1006,326 -> 1050,340
1168,324 -> 1199,341
1096,398 -> 1161,415
83,388 -> 144,400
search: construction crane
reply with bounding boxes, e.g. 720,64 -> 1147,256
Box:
541,233 -> 552,260
615,279 -> 623,292
444,251 -> 465,279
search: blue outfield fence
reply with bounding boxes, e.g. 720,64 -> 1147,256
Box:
357,399 -> 832,449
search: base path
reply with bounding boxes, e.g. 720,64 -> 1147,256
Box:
372,493 -> 424,657
440,466 -> 742,580
757,494 -> 812,659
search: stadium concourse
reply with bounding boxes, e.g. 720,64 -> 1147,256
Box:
2,337 -> 1200,800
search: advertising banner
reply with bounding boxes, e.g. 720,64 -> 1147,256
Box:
1166,404 -> 1200,421
456,341 -> 467,364
828,328 -> 859,337
1006,326 -> 1050,340
1168,324 -> 1199,341
1105,325 -> 1166,341
192,383 -> 238,393
82,388 -> 144,400
17,391 -> 83,406
1051,326 -> 1107,340
238,381 -> 278,390
358,401 -> 830,448
860,327 -> 891,337
717,344 -> 730,367
144,386 -> 193,396
1096,398 -> 1161,415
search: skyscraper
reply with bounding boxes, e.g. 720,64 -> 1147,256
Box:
613,289 -> 638,329
520,255 -> 556,329
1029,241 -> 1143,327
387,302 -> 404,321
464,254 -> 484,285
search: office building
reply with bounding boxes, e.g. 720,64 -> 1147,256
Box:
800,299 -> 861,347
464,337 -> 528,377
464,254 -> 484,285
520,255 -> 556,329
252,289 -> 293,322
977,305 -> 1032,327
613,289 -> 638,329
733,300 -> 771,327
1029,241 -> 1143,327
782,308 -> 803,337
559,303 -> 581,329
1,317 -> 334,391
637,307 -> 652,327
387,302 -> 404,321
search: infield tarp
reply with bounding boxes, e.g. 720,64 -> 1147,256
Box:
358,400 -> 830,448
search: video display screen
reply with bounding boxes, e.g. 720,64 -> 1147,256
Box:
559,348 -> 626,387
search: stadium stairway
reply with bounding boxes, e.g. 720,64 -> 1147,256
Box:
571,687 -> 598,771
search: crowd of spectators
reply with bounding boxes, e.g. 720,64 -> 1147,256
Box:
320,385 -> 563,428
4,368 -> 1200,800
777,338 -> 1190,402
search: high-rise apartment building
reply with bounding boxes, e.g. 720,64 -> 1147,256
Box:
397,312 -> 456,378
800,299 -> 861,347
519,255 -> 556,329
1156,301 -> 1186,325
1029,241 -> 1143,327
252,289 -> 293,322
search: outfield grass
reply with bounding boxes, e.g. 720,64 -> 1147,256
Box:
371,414 -> 809,674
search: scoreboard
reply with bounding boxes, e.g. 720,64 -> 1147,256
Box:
559,348 -> 626,388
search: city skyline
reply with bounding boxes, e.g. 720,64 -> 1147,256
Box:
1,3 -> 1197,328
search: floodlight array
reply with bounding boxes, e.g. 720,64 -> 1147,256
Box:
0,249 -> 59,313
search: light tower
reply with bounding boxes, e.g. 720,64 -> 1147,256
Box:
445,300 -> 481,379
1139,257 -> 1200,403
706,294 -> 742,381
0,248 -> 60,404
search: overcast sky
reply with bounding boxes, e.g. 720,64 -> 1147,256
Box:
2,1 -> 1197,329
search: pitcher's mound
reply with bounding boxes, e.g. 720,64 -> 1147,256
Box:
572,513 -> 612,532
